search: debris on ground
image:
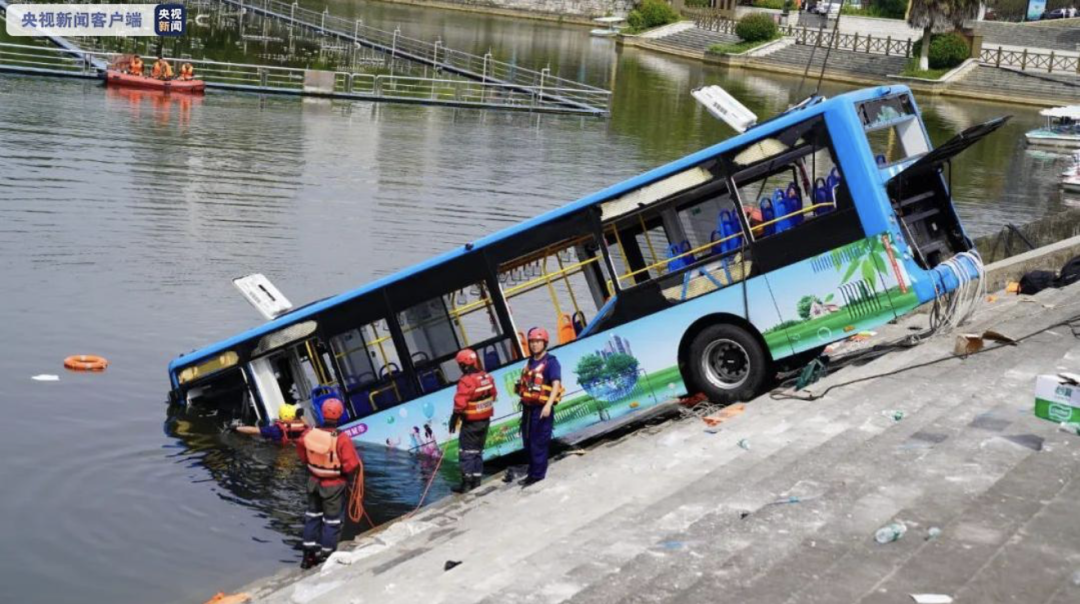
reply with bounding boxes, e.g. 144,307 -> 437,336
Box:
737,438 -> 751,450
926,527 -> 942,540
31,374 -> 59,381
883,410 -> 906,422
702,403 -> 746,430
203,592 -> 251,604
909,595 -> 953,604
874,521 -> 907,544
444,560 -> 462,571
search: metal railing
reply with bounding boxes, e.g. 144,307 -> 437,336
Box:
693,14 -> 915,58
219,0 -> 610,110
979,45 -> 1080,74
0,41 -> 607,113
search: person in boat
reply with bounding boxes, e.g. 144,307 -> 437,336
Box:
295,398 -> 360,569
514,327 -> 562,487
178,62 -> 195,81
233,403 -> 308,443
448,348 -> 497,494
129,55 -> 144,76
151,57 -> 174,80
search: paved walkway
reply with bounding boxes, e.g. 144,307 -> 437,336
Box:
240,281 -> 1080,604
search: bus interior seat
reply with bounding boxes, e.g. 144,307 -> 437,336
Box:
577,295 -> 617,339
876,154 -> 887,167
759,198 -> 776,236
418,368 -> 444,394
666,240 -> 693,271
482,345 -> 500,372
786,183 -> 804,227
558,314 -> 577,344
571,311 -> 587,336
710,210 -> 742,256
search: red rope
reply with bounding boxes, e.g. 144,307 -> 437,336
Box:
347,449 -> 446,529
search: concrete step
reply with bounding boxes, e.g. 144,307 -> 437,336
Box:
550,295 -> 1077,603
977,21 -> 1080,53
949,470 -> 1080,604
597,328 -> 1080,604
952,66 -> 1080,103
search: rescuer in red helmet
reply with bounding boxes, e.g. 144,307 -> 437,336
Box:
514,326 -> 563,487
295,398 -> 360,569
448,348 -> 497,494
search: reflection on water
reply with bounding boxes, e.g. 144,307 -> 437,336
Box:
0,2 -> 1074,603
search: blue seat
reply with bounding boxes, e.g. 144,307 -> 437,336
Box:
482,345 -> 500,372
785,183 -> 804,227
813,177 -> 833,215
348,389 -> 375,419
759,198 -> 776,236
418,369 -> 442,393
666,240 -> 693,271
773,189 -> 793,233
571,311 -> 588,336
875,154 -> 887,167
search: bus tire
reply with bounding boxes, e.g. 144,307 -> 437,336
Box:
687,323 -> 768,404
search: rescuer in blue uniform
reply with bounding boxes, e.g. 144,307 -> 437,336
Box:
515,327 -> 562,487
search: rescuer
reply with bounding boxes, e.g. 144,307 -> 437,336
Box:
448,348 -> 497,493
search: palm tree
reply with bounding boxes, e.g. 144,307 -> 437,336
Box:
907,0 -> 980,71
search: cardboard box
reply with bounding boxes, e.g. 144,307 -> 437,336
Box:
1034,375 -> 1080,424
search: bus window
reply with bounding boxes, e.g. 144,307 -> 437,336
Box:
328,319 -> 405,418
730,116 -> 853,242
860,94 -> 930,168
498,234 -> 613,349
397,281 -> 515,391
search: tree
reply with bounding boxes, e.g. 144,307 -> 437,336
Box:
797,295 -> 823,320
907,0 -> 980,71
604,353 -> 640,378
575,354 -> 606,384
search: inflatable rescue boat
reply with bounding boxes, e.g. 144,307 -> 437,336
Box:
105,70 -> 206,93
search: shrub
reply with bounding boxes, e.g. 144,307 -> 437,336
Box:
626,0 -> 680,32
751,0 -> 786,9
915,32 -> 971,70
736,13 -> 779,43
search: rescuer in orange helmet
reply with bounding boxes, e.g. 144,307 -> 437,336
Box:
449,348 -> 497,494
512,327 -> 562,487
295,398 -> 360,569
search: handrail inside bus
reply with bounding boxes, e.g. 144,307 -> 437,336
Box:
615,230 -> 744,284
748,201 -> 836,234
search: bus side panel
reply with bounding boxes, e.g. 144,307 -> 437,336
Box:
337,275 -> 786,461
764,235 -> 920,356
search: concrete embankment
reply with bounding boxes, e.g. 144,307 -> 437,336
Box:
365,0 -> 629,26
234,243 -> 1080,604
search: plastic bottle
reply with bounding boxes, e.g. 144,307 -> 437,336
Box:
874,521 -> 907,544
738,438 -> 751,450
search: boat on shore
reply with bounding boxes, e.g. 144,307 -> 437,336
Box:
105,70 -> 206,93
590,16 -> 625,37
1026,106 -> 1080,149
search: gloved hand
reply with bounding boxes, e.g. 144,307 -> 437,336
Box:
448,413 -> 461,434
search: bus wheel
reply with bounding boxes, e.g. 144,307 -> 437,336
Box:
688,323 -> 768,404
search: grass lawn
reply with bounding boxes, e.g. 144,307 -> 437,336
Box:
900,59 -> 952,80
707,36 -> 780,56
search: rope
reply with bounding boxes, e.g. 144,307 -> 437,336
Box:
346,448 -> 446,529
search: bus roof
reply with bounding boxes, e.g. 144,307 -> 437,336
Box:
169,85 -> 907,376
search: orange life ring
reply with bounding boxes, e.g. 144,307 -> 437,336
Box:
64,355 -> 109,371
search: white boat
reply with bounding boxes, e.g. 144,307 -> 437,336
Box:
1062,151 -> 1080,193
590,16 -> 626,37
1026,106 -> 1080,149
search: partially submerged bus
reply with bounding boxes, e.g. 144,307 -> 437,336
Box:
168,85 -> 1006,460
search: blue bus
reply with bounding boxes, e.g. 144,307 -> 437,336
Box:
168,85 -> 1006,459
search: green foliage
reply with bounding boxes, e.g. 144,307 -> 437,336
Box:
927,32 -> 970,69
575,355 -> 605,384
707,38 -> 777,55
736,13 -> 780,43
900,58 -> 952,79
797,295 -> 823,320
574,352 -> 640,383
626,0 -> 680,33
841,0 -> 909,19
751,0 -> 786,9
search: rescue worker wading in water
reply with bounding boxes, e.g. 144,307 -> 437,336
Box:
515,327 -> 562,487
295,398 -> 360,569
233,403 -> 307,443
448,348 -> 497,494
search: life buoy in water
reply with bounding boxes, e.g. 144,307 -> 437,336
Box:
64,355 -> 109,371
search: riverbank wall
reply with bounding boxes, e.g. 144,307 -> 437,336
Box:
366,0 -> 630,25
227,236 -> 1080,604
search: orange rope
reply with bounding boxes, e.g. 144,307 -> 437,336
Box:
347,448 -> 447,529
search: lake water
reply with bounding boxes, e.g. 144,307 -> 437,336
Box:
0,2 -> 1075,603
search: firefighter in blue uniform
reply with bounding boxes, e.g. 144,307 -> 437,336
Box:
515,327 -> 562,487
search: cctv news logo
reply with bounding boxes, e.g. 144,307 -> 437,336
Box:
6,4 -> 186,37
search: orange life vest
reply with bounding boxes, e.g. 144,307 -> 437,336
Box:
274,420 -> 307,443
130,57 -> 143,75
304,429 -> 343,478
179,63 -> 194,79
516,360 -> 561,405
463,372 -> 496,421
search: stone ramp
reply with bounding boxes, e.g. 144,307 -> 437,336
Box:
243,284 -> 1080,604
645,27 -> 740,54
951,65 -> 1080,106
754,43 -> 909,78
976,21 -> 1080,54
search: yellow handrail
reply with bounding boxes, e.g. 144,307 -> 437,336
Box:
638,213 -> 660,274
750,202 -> 835,235
502,256 -> 599,298
616,231 -> 743,284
